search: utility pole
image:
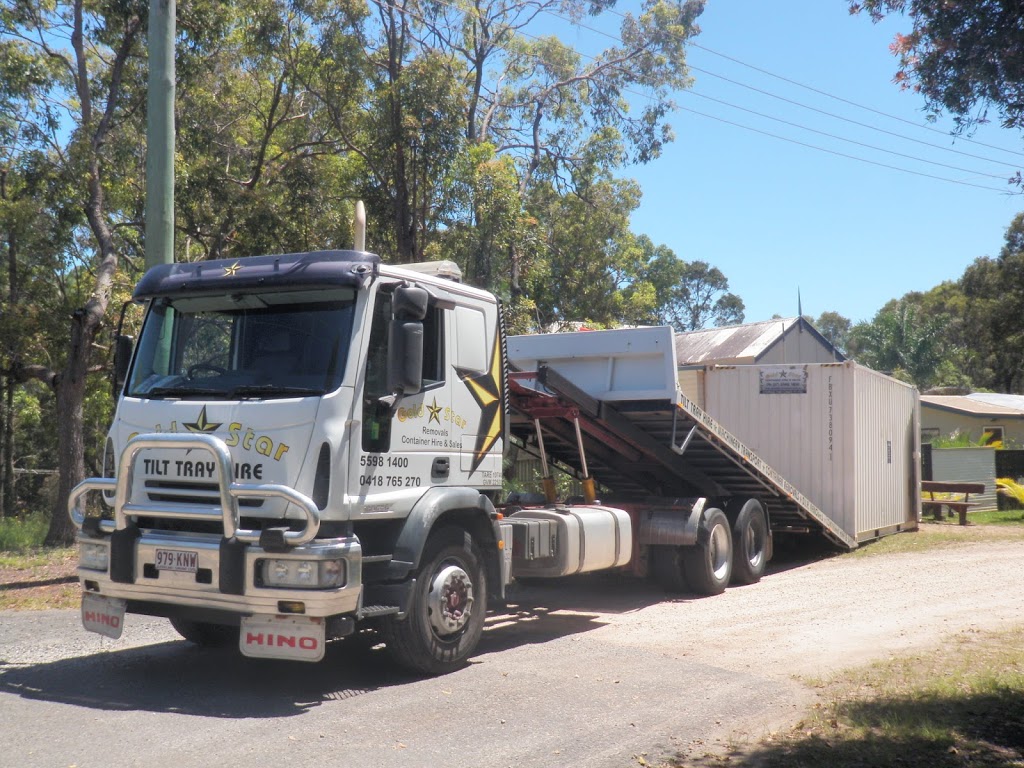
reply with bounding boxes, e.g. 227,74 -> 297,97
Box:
144,0 -> 175,269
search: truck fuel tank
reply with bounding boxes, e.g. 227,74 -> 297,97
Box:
505,505 -> 632,579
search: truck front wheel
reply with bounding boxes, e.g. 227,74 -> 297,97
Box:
384,526 -> 487,675
681,508 -> 732,596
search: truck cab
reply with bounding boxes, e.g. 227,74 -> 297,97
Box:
70,250 -> 507,674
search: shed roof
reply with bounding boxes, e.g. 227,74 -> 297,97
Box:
921,394 -> 1024,419
967,392 -> 1024,411
673,316 -> 842,366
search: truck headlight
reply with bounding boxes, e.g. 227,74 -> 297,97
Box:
259,559 -> 346,589
80,542 -> 110,571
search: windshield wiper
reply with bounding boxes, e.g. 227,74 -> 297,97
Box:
228,384 -> 323,399
145,386 -> 228,399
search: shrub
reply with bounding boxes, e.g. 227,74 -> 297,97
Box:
997,477 -> 1024,510
0,513 -> 49,552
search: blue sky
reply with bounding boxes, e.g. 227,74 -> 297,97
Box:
568,1 -> 1024,325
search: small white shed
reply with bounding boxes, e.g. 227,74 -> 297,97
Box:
677,317 -> 844,406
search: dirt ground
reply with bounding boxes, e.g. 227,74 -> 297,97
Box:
3,526 -> 1024,659
0,550 -> 78,611
605,524 -> 1024,681
3,524 -> 1024,768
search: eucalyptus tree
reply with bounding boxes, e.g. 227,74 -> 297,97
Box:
326,0 -> 705,325
174,0 -> 367,262
0,151 -> 86,519
638,244 -> 745,332
442,0 -> 704,319
0,1 -> 156,543
957,213 -> 1024,393
523,161 -> 645,329
815,311 -> 853,354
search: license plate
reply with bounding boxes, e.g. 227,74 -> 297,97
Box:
240,615 -> 326,662
81,593 -> 127,639
155,548 -> 198,573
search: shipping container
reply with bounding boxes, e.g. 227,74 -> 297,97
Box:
700,362 -> 920,542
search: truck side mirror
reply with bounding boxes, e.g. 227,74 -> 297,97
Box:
393,285 -> 428,321
386,320 -> 424,395
112,334 -> 134,397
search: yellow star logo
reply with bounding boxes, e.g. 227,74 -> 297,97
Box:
457,335 -> 505,475
183,406 -> 222,434
223,261 -> 241,277
427,397 -> 442,424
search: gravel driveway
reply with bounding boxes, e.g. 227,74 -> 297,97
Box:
2,526 -> 1023,767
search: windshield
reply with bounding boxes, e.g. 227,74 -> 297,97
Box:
126,288 -> 357,399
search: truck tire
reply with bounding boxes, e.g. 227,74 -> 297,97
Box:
651,545 -> 688,593
170,618 -> 239,648
384,526 -> 487,676
728,498 -> 769,585
681,508 -> 732,596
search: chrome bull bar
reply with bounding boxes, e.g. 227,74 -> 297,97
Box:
68,433 -> 321,546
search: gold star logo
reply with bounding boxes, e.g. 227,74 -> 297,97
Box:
457,336 -> 504,475
427,397 -> 442,424
223,261 -> 241,277
183,406 -> 222,434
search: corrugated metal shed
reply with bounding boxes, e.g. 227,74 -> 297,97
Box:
967,393 -> 1024,411
921,395 -> 1024,418
674,317 -> 844,367
930,447 -> 998,511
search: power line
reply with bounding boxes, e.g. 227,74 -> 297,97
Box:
529,7 -> 1017,190
688,40 -> 1024,161
594,3 -> 1024,161
689,65 -> 1020,172
676,105 -> 1011,194
376,0 -> 1018,193
685,89 -> 1012,180
543,4 -> 1021,171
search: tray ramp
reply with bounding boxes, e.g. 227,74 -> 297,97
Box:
507,328 -> 857,551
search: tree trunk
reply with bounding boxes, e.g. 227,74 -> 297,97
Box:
40,5 -> 139,546
1,166 -> 13,518
2,382 -> 13,519
44,313 -> 92,546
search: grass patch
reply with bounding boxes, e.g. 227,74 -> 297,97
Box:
0,546 -> 78,611
850,519 -> 1024,558
673,626 -> 1024,767
0,512 -> 49,552
972,508 -> 1024,526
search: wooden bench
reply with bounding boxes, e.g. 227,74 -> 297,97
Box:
921,480 -> 986,526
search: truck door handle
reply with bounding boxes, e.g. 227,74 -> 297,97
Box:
431,457 -> 450,480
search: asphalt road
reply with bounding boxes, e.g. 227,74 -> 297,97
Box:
0,576 -> 803,768
6,532 -> 1023,768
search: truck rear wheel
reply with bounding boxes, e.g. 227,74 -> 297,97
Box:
384,526 -> 487,676
728,498 -> 768,585
170,618 -> 239,648
681,508 -> 732,596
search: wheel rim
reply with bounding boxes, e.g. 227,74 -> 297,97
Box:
427,563 -> 475,637
709,522 -> 731,581
745,522 -> 765,570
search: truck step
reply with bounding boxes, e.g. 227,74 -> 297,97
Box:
360,604 -> 401,618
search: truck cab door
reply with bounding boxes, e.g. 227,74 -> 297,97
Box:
352,288 -> 452,511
